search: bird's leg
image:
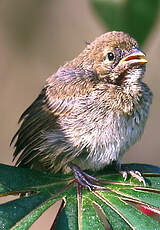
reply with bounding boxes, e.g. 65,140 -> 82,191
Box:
115,161 -> 146,186
69,163 -> 105,190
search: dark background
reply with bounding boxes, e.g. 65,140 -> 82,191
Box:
0,1 -> 160,229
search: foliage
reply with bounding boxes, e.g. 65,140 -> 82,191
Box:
0,163 -> 160,229
90,0 -> 160,47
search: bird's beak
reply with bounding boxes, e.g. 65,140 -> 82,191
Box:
119,49 -> 147,65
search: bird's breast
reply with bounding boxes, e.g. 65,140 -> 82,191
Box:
60,95 -> 150,171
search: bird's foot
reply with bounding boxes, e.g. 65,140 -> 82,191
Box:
70,164 -> 105,191
120,169 -> 146,186
113,162 -> 146,186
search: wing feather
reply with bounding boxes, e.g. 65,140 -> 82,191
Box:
11,68 -> 96,171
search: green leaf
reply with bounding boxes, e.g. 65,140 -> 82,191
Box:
0,163 -> 160,229
96,192 -> 160,230
54,186 -> 78,230
90,0 -> 160,46
0,192 -> 54,230
81,190 -> 106,230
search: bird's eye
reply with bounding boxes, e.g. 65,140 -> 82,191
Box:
107,52 -> 114,61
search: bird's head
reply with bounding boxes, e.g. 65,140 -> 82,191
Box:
80,31 -> 147,86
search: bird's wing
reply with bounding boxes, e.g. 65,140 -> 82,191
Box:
11,67 -> 96,170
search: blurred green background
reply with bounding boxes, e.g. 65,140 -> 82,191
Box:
0,0 -> 160,229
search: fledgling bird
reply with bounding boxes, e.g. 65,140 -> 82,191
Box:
11,31 -> 152,189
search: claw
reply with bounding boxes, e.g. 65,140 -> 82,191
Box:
120,169 -> 146,186
116,162 -> 146,186
70,164 -> 105,190
121,171 -> 128,181
129,170 -> 146,186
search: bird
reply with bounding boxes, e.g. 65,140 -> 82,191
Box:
11,31 -> 152,190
